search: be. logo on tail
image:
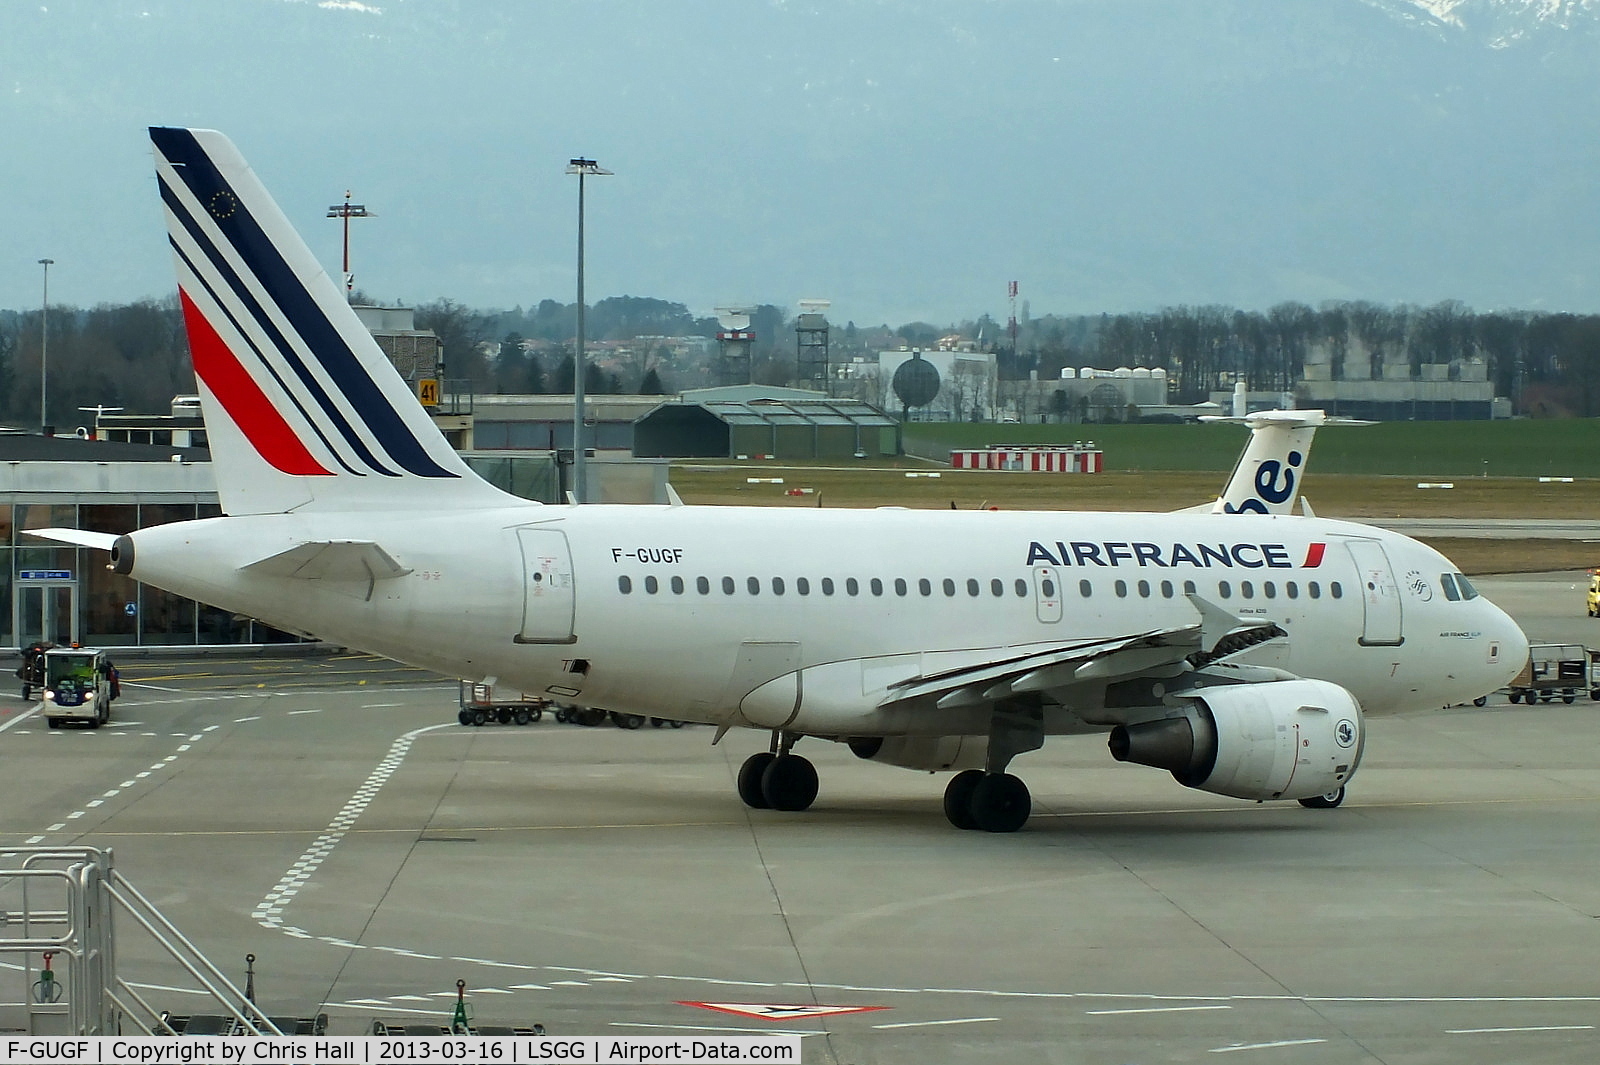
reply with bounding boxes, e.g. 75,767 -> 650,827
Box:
1223,449 -> 1303,514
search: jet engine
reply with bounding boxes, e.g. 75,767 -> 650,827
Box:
846,735 -> 987,772
1107,678 -> 1363,802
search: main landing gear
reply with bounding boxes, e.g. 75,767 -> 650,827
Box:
736,733 -> 819,812
942,769 -> 1032,833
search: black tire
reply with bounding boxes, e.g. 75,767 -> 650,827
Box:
555,708 -> 571,723
472,709 -> 489,726
943,769 -> 984,830
738,752 -> 776,809
20,685 -> 30,701
1563,693 -> 1576,704
1299,786 -> 1346,809
513,709 -> 532,726
575,707 -> 608,727
47,718 -> 61,729
970,773 -> 1031,833
761,754 -> 819,812
611,712 -> 645,730
457,709 -> 473,726
669,719 -> 683,728
530,708 -> 543,722
650,717 -> 665,727
1590,689 -> 1599,702
1473,696 -> 1488,707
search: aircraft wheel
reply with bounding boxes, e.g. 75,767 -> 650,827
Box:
761,754 -> 819,812
737,752 -> 775,809
1299,786 -> 1346,809
970,773 -> 1031,833
1472,696 -> 1488,707
669,719 -> 683,728
611,712 -> 645,730
943,769 -> 984,830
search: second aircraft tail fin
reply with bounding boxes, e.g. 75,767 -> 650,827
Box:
1199,409 -> 1365,516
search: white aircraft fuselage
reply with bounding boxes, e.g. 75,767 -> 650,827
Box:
118,504 -> 1519,732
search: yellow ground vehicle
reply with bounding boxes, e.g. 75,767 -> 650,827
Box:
1588,571 -> 1600,617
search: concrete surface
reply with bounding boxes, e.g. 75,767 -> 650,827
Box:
2,583 -> 1598,1064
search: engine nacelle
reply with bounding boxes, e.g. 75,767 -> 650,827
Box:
846,735 -> 987,772
1107,679 -> 1364,802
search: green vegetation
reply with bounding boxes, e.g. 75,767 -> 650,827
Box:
904,418 -> 1600,478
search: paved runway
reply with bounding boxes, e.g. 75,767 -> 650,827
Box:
4,585 -> 1600,1063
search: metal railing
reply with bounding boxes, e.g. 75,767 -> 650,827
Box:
1,847 -> 283,1036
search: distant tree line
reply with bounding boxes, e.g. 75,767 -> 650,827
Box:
3,294 -> 1600,423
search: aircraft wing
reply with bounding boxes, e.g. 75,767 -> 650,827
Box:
877,603 -> 1286,713
241,540 -> 413,582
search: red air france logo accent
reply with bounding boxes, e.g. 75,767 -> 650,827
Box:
179,289 -> 333,476
1303,542 -> 1326,568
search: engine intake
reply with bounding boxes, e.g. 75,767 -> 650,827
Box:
1108,678 -> 1364,802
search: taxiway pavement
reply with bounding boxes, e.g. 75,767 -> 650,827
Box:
3,583 -> 1599,1064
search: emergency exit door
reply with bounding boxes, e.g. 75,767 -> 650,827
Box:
1345,539 -> 1403,647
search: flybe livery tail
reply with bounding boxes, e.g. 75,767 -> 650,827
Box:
151,127 -> 513,515
1202,409 -> 1364,516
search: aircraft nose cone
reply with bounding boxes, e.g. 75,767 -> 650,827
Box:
1491,604 -> 1531,690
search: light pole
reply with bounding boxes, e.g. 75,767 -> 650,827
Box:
37,258 -> 53,434
565,157 -> 611,503
326,192 -> 372,299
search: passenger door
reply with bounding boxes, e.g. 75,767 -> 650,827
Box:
514,527 -> 576,644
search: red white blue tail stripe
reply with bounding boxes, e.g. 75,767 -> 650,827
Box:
152,127 -> 507,514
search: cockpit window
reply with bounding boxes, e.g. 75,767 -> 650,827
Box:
1456,573 -> 1479,600
1440,573 -> 1460,602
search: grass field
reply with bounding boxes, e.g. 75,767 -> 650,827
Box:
902,417 -> 1600,479
668,462 -> 1600,576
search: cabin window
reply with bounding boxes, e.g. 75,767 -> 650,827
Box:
697,576 -> 710,595
1079,579 -> 1092,598
796,577 -> 810,596
722,576 -> 736,595
1308,582 -> 1321,599
894,578 -> 908,597
870,578 -> 884,597
1137,580 -> 1151,598
1041,577 -> 1057,598
991,579 -> 1004,597
944,578 -> 958,597
1218,580 -> 1232,599
670,576 -> 684,595
1114,580 -> 1128,598
1183,580 -> 1197,595
644,576 -> 659,594
1160,580 -> 1174,599
822,577 -> 835,596
847,578 -> 860,596
1331,582 -> 1343,599
1286,581 -> 1298,599
967,579 -> 980,597
1240,580 -> 1254,599
918,578 -> 932,597
618,576 -> 632,594
1263,581 -> 1276,599
772,577 -> 785,596
1015,579 -> 1028,597
747,577 -> 761,595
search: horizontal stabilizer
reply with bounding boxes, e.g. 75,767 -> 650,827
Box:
242,540 -> 412,582
26,528 -> 120,551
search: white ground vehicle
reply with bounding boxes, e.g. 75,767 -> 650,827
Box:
1505,643 -> 1599,704
42,647 -> 117,729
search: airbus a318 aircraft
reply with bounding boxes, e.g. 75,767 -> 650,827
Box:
38,128 -> 1528,833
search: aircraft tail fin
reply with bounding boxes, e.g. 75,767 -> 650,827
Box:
150,127 -> 514,515
1198,409 -> 1366,516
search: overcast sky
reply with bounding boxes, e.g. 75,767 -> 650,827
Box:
3,0 -> 1598,326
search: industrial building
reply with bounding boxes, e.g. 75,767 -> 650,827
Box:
633,386 -> 897,460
